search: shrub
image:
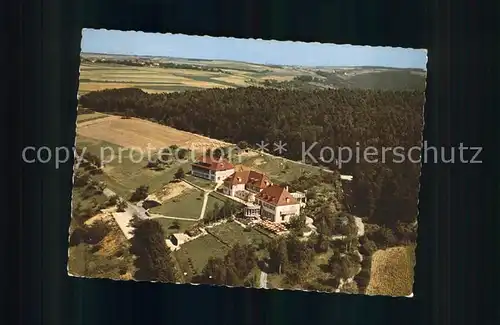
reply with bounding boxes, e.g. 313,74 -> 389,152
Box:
85,221 -> 111,245
69,228 -> 88,246
360,239 -> 378,256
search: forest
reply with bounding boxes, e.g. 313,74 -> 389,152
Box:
79,87 -> 425,227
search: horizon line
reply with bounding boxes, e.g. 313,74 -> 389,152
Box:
81,51 -> 427,71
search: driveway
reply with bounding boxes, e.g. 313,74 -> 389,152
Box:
102,187 -> 149,239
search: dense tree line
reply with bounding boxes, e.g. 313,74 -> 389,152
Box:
80,87 -> 424,227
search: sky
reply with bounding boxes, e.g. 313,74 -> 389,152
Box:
81,29 -> 428,70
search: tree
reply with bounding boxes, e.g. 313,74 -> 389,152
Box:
372,226 -> 397,248
74,172 -> 90,187
359,238 -> 378,256
107,195 -> 119,206
327,251 -> 360,280
129,219 -> 179,283
267,237 -> 289,274
130,185 -> 149,202
174,168 -> 185,181
197,244 -> 256,286
172,220 -> 181,230
340,281 -> 359,294
314,234 -> 329,253
237,141 -> 249,149
288,214 -> 306,234
224,244 -> 256,280
116,200 -> 127,212
286,234 -> 313,271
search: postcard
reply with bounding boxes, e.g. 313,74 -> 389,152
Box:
69,28 -> 427,297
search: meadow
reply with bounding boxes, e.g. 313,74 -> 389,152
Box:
149,188 -> 204,219
76,134 -> 191,198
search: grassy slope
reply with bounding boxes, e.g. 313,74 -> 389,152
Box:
76,135 -> 191,198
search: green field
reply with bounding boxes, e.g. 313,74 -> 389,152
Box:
152,218 -> 198,238
203,192 -> 231,218
174,234 -> 230,279
149,188 -> 204,219
76,135 -> 191,199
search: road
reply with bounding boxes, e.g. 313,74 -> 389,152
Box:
102,187 -> 148,239
259,271 -> 268,289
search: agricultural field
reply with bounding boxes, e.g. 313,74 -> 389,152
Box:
149,188 -> 204,219
76,112 -> 109,123
78,58 -> 307,95
366,245 -> 416,297
77,115 -> 229,152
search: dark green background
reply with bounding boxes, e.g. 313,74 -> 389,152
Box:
13,0 -> 496,324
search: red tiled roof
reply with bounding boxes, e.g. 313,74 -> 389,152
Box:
192,156 -> 234,171
224,170 -> 271,189
256,185 -> 298,206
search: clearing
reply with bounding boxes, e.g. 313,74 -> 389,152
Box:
366,245 -> 415,297
77,115 -> 229,152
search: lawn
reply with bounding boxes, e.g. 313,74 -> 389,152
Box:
174,234 -> 230,279
149,188 -> 204,219
203,192 -> 231,218
365,245 -> 415,297
152,218 -> 198,238
206,221 -> 272,247
76,135 -> 192,199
